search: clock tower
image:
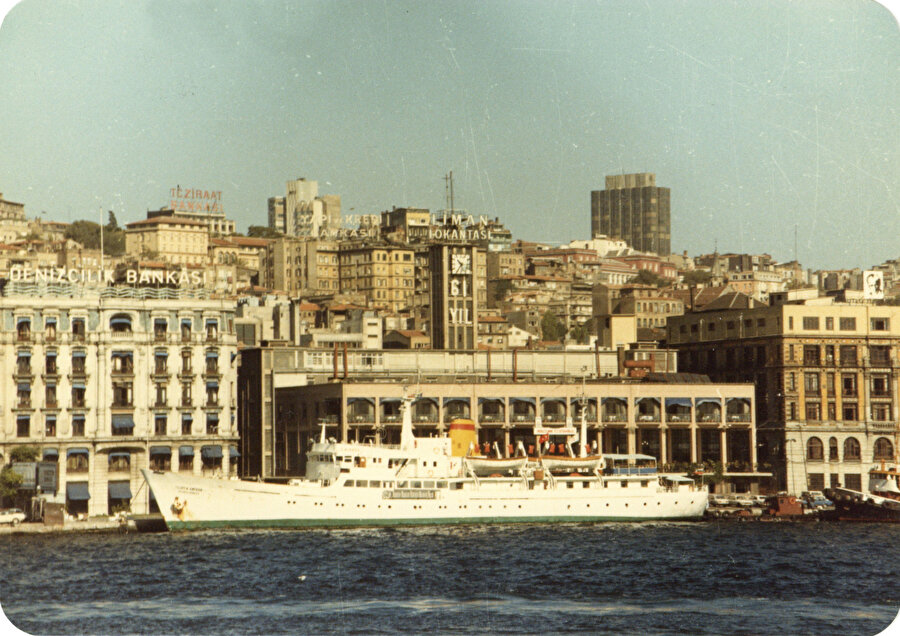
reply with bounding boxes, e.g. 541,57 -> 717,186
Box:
429,244 -> 478,350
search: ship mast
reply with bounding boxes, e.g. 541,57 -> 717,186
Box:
399,390 -> 417,451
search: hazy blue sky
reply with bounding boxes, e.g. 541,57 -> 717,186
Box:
0,0 -> 897,270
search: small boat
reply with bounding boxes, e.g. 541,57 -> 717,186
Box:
538,454 -> 604,472
824,462 -> 900,522
464,455 -> 528,476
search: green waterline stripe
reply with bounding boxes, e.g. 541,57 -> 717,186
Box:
167,515 -> 703,531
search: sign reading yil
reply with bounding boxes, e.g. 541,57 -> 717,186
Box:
169,187 -> 223,213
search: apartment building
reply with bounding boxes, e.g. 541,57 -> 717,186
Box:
668,298 -> 899,494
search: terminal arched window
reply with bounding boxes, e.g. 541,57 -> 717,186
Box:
843,437 -> 861,461
873,437 -> 894,461
806,437 -> 823,461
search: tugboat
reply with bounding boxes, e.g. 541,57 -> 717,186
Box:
824,462 -> 900,522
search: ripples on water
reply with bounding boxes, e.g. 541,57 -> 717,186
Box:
1,522 -> 898,635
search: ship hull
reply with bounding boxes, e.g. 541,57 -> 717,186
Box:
141,469 -> 708,531
823,487 -> 900,522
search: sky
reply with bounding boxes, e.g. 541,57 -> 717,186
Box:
0,0 -> 897,271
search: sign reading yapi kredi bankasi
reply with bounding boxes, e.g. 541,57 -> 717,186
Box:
8,265 -> 208,287
169,186 -> 223,213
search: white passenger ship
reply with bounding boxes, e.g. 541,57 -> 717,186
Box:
141,397 -> 707,530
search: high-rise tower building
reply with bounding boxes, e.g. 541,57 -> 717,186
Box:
268,178 -> 341,238
590,173 -> 670,256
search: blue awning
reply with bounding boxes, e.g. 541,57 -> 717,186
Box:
72,351 -> 86,358
181,318 -> 192,328
181,414 -> 193,423
206,381 -> 219,389
206,413 -> 219,423
540,397 -> 566,404
179,446 -> 194,457
205,350 -> 219,359
205,319 -> 218,327
111,351 -> 133,358
16,317 -> 30,325
154,318 -> 168,327
17,383 -> 30,392
379,397 -> 401,403
43,449 -> 58,460
109,316 -> 132,327
348,397 -> 374,405
107,482 -> 132,500
46,351 -> 57,358
108,451 -> 130,460
696,398 -> 722,406
478,397 -> 505,404
229,446 -> 240,458
666,398 -> 693,407
71,416 -> 85,424
150,446 -> 171,456
66,482 -> 90,501
111,415 -> 135,431
510,397 -> 536,405
45,317 -> 57,325
72,382 -> 86,389
17,351 -> 31,358
16,415 -> 29,425
155,350 -> 168,358
201,445 -> 222,459
443,397 -> 469,405
45,415 -> 57,424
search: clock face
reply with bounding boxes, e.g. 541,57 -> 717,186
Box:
451,253 -> 471,275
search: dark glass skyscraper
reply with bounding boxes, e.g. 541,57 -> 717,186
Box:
591,173 -> 671,255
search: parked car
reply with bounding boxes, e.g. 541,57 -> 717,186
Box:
709,495 -> 730,506
801,492 -> 833,508
0,508 -> 26,525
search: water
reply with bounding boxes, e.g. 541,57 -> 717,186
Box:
1,521 -> 898,635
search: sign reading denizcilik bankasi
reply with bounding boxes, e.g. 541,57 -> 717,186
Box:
8,266 -> 208,286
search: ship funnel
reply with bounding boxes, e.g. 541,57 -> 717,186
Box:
448,419 -> 477,457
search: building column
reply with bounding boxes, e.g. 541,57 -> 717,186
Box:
627,426 -> 636,455
749,425 -> 758,472
660,426 -> 668,467
690,425 -> 698,463
720,428 -> 728,467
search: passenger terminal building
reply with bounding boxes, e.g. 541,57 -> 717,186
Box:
0,270 -> 238,516
238,346 -> 761,490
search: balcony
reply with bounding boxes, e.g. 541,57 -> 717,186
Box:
181,397 -> 193,408
204,364 -> 220,378
16,398 -> 32,409
15,365 -> 32,378
110,401 -> 134,409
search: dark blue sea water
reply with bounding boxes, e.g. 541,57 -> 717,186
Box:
1,521 -> 898,635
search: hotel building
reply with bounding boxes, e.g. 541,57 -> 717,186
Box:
0,277 -> 238,516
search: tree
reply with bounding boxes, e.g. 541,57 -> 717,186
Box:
492,278 -> 513,303
64,220 -> 102,249
569,323 -> 589,344
247,225 -> 283,239
632,269 -> 666,287
0,467 -> 22,501
540,311 -> 565,342
681,270 -> 712,286
63,219 -> 125,255
9,445 -> 39,463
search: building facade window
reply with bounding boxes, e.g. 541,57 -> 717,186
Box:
870,317 -> 890,331
805,402 -> 821,421
828,437 -> 838,461
802,317 -> 819,330
843,437 -> 861,461
807,473 -> 825,491
839,317 -> 856,331
842,404 -> 858,421
804,373 -> 820,393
